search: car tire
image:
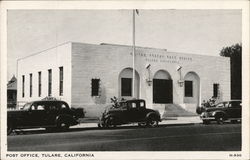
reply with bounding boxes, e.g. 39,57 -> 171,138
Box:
105,117 -> 116,128
57,121 -> 70,131
7,124 -> 13,135
216,116 -> 224,124
203,120 -> 210,125
146,116 -> 159,127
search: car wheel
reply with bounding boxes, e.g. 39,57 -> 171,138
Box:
146,116 -> 159,127
105,117 -> 116,128
203,120 -> 210,125
216,116 -> 224,124
7,124 -> 13,135
57,121 -> 70,131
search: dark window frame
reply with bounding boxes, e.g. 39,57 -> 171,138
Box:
29,73 -> 32,97
91,78 -> 100,96
59,67 -> 63,96
121,78 -> 132,97
38,71 -> 41,97
48,69 -> 52,96
213,83 -> 219,98
22,75 -> 25,97
185,80 -> 193,97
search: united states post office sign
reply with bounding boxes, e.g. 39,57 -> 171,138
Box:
130,52 -> 193,64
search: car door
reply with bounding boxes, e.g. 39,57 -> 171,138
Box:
118,102 -> 130,123
137,101 -> 148,121
27,103 -> 47,127
44,102 -> 61,126
127,102 -> 138,122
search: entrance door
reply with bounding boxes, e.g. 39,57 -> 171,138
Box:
153,79 -> 173,103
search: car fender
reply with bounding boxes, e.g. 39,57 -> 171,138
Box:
104,114 -> 121,124
146,112 -> 161,121
55,114 -> 77,126
212,111 -> 227,119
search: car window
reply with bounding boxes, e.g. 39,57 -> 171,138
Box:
224,102 -> 229,108
131,103 -> 136,108
140,102 -> 144,107
30,104 -> 45,110
230,101 -> 242,108
61,104 -> 67,109
22,103 -> 31,110
120,102 -> 127,109
37,105 -> 45,110
30,104 -> 36,110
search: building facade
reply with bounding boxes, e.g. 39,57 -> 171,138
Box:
17,42 -> 231,117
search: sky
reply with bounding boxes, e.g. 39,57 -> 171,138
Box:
7,9 -> 242,80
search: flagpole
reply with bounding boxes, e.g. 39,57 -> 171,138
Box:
132,9 -> 135,98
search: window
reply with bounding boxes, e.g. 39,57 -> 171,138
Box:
131,103 -> 136,108
213,83 -> 219,98
29,73 -> 32,97
91,79 -> 100,96
185,81 -> 193,97
22,75 -> 25,97
48,69 -> 52,96
140,102 -> 144,107
121,78 -> 132,96
59,67 -> 63,96
38,72 -> 41,97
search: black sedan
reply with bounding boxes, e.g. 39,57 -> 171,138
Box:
200,100 -> 241,124
98,99 -> 161,128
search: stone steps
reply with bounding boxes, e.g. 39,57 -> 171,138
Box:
162,103 -> 197,117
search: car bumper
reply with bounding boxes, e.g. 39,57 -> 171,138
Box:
200,112 -> 215,120
200,117 -> 215,120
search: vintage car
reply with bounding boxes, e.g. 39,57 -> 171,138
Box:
7,100 -> 85,135
98,99 -> 161,128
200,100 -> 242,124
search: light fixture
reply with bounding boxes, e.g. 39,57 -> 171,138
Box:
177,65 -> 184,87
146,64 -> 152,86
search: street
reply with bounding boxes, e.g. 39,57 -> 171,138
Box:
8,123 -> 241,151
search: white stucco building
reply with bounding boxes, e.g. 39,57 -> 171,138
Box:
17,42 -> 231,117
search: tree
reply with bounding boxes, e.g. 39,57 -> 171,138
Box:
220,43 -> 242,100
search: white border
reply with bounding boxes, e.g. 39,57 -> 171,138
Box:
1,1 -> 249,160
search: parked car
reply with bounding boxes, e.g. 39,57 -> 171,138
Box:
200,100 -> 242,124
98,99 -> 161,128
7,100 -> 85,135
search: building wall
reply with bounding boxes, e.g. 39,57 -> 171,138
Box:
17,42 -> 72,107
71,43 -> 230,117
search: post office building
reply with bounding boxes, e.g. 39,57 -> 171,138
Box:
17,42 -> 230,117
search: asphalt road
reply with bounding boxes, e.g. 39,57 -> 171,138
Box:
8,123 -> 241,151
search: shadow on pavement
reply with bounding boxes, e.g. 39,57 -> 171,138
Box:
8,121 -> 241,136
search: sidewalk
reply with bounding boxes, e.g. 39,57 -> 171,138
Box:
72,116 -> 202,129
